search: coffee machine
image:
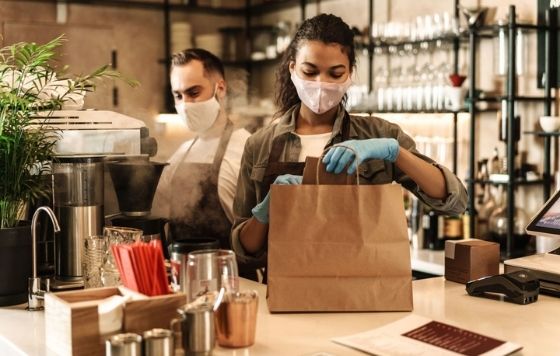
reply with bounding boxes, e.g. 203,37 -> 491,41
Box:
51,155 -> 105,290
106,160 -> 170,257
33,110 -> 155,286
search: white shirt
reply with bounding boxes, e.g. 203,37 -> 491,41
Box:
153,128 -> 251,223
295,132 -> 333,162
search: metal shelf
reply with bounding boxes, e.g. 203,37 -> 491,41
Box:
524,131 -> 560,137
169,3 -> 244,15
249,0 -> 304,15
466,178 -> 545,186
465,4 -> 556,259
372,35 -> 460,49
470,95 -> 549,102
28,0 -> 245,14
223,57 -> 281,66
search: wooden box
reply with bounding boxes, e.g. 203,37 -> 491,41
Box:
445,239 -> 500,284
45,287 -> 186,355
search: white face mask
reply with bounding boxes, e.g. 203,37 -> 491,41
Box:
290,71 -> 352,114
175,89 -> 221,133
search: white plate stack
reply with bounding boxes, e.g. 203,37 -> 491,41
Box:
171,21 -> 193,54
194,33 -> 223,58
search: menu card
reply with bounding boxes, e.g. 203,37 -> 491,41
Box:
332,314 -> 521,356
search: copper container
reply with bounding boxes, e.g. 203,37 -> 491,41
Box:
214,290 -> 258,348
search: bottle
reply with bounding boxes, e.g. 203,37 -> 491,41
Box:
462,210 -> 477,240
410,196 -> 424,250
477,183 -> 496,240
488,186 -> 531,256
424,209 -> 445,250
443,215 -> 463,241
475,158 -> 494,239
498,107 -> 520,142
490,148 -> 501,175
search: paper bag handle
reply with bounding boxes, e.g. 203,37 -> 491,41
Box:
317,144 -> 361,185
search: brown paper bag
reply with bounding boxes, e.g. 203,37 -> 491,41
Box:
302,157 -> 357,185
267,158 -> 413,312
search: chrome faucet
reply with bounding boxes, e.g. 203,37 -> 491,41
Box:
27,206 -> 60,311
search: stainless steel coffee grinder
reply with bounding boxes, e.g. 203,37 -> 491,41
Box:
51,155 -> 104,290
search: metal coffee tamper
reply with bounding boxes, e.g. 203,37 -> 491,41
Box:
28,207 -> 60,311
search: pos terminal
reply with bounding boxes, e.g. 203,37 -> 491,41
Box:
505,189 -> 560,296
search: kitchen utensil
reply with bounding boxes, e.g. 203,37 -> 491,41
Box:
106,160 -> 170,259
539,116 -> 560,132
448,73 -> 467,87
101,226 -> 143,287
52,155 -> 104,290
445,86 -> 466,111
185,249 -> 239,303
169,238 -> 220,292
106,161 -> 168,217
459,6 -> 488,28
105,333 -> 142,356
82,235 -> 106,288
143,328 -> 174,356
171,303 -> 215,355
214,290 -> 258,348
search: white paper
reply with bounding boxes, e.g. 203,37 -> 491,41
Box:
98,295 -> 126,335
332,314 -> 522,356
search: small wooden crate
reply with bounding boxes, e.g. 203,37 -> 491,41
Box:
45,288 -> 186,355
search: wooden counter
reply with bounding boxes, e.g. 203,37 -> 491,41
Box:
0,277 -> 558,355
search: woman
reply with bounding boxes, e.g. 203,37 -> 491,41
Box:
231,14 -> 467,268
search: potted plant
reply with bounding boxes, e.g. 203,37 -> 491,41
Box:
0,35 -> 137,305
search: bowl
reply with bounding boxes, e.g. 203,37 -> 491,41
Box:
539,116 -> 560,132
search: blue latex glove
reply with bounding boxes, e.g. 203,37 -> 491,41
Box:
251,174 -> 302,224
322,138 -> 400,175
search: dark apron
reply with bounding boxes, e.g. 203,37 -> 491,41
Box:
169,121 -> 234,249
259,113 -> 351,283
261,112 -> 351,194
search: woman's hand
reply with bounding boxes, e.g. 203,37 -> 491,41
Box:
251,174 -> 302,224
322,138 -> 400,174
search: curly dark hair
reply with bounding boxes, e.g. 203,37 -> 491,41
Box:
274,13 -> 356,118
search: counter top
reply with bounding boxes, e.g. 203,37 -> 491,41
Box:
1,277 -> 558,355
410,247 -> 445,275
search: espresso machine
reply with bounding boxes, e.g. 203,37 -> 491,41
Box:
106,160 -> 170,257
51,155 -> 104,290
34,110 -> 156,288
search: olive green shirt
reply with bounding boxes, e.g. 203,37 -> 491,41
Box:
231,104 -> 468,266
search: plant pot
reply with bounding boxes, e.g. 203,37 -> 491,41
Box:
0,221 -> 32,306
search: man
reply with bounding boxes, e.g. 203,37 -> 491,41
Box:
153,48 -> 251,256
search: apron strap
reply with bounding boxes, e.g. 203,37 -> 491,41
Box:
212,120 -> 235,170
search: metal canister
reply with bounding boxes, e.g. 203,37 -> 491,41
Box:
105,333 -> 142,356
143,328 -> 174,356
171,303 -> 215,355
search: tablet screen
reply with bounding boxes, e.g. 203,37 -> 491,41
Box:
526,189 -> 560,236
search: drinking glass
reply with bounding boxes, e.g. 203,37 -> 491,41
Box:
82,235 -> 106,288
214,290 -> 259,348
217,250 -> 239,294
101,226 -> 143,287
186,249 -> 239,303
